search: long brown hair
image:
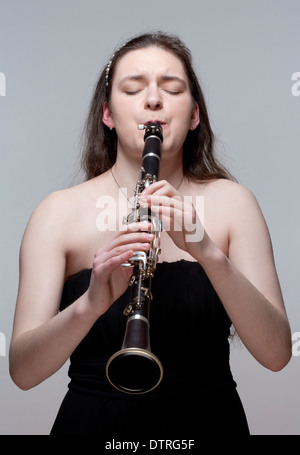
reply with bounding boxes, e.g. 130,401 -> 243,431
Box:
81,31 -> 233,181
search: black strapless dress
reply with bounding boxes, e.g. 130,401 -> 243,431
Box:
50,260 -> 249,436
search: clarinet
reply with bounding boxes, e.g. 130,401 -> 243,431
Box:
106,121 -> 164,394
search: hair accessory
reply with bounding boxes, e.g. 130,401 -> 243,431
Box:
105,44 -> 126,88
105,56 -> 114,87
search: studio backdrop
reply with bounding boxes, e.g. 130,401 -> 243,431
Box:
0,0 -> 299,435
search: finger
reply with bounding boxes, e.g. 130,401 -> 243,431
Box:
124,221 -> 152,233
141,180 -> 177,197
93,249 -> 134,283
144,195 -> 182,209
94,239 -> 153,268
100,230 -> 154,254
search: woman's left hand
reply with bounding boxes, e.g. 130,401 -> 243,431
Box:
140,180 -> 208,260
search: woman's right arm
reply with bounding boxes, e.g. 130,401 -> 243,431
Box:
9,193 -> 153,390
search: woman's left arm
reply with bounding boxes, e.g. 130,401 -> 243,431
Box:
198,184 -> 292,372
141,180 -> 292,371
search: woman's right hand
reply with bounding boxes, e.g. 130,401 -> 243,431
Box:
87,223 -> 154,316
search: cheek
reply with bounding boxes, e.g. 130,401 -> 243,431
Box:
171,107 -> 193,135
110,93 -> 139,126
172,95 -> 194,119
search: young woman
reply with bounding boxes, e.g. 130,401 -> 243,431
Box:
10,32 -> 291,436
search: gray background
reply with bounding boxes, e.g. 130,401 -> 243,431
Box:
0,0 -> 299,435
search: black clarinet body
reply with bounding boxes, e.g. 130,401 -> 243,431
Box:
106,122 -> 164,394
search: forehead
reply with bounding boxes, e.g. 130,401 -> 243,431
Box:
113,46 -> 187,81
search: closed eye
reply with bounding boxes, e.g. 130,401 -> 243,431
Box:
164,89 -> 181,95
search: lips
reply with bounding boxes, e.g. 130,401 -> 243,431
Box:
144,120 -> 166,127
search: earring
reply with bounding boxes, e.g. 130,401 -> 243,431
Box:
110,126 -> 114,131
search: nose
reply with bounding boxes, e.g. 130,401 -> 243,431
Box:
144,84 -> 163,110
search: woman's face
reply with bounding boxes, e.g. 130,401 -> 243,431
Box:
103,46 -> 199,163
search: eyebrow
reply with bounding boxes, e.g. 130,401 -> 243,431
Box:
119,74 -> 187,86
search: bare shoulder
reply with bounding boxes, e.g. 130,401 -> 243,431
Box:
199,179 -> 263,219
25,187 -> 79,235
187,178 -> 268,255
208,179 -> 266,225
22,173 -> 115,278
27,176 -> 105,227
22,178 -> 98,252
200,178 -> 257,203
